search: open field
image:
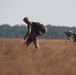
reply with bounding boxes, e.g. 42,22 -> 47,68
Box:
0,38 -> 76,75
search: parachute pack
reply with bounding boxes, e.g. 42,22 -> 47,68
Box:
32,22 -> 47,36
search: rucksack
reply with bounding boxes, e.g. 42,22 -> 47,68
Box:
32,22 -> 47,36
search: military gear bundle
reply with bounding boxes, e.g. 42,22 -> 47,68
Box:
32,22 -> 47,36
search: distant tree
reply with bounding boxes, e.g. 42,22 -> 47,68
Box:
0,24 -> 76,39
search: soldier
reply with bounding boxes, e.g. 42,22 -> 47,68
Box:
23,17 -> 39,49
23,17 -> 47,49
65,30 -> 74,42
72,32 -> 76,42
64,30 -> 76,43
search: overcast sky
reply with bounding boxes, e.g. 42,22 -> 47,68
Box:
0,0 -> 76,27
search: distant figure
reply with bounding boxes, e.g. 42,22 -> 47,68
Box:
72,32 -> 76,42
65,30 -> 74,42
23,17 -> 47,49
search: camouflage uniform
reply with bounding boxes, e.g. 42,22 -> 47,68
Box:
23,17 -> 39,49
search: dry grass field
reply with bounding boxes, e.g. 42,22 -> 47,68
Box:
0,38 -> 76,75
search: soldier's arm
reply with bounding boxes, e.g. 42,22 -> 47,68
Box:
24,24 -> 31,39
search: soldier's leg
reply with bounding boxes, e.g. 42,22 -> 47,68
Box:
33,38 -> 39,49
25,36 -> 32,47
68,37 -> 72,42
73,36 -> 75,42
74,36 -> 76,42
30,32 -> 39,48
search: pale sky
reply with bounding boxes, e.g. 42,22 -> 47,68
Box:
0,0 -> 76,27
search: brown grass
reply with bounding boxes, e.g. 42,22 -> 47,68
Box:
0,38 -> 76,75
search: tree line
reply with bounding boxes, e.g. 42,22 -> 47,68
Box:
0,24 -> 76,39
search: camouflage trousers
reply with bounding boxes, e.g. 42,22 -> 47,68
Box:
25,33 -> 39,49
